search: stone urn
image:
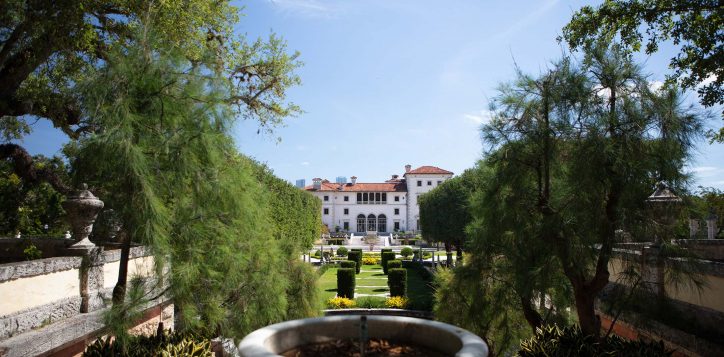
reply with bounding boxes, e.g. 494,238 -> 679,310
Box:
62,184 -> 104,249
237,315 -> 488,356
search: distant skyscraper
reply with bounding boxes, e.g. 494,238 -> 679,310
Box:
295,179 -> 306,188
336,176 -> 347,184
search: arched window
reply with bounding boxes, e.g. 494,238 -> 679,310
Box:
378,214 -> 387,233
357,214 -> 366,232
367,214 -> 377,231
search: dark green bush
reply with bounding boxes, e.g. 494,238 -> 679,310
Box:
336,246 -> 348,257
337,268 -> 356,299
313,249 -> 321,258
518,325 -> 672,357
356,296 -> 386,308
388,268 -> 407,297
347,251 -> 362,274
381,251 -> 396,274
387,260 -> 402,270
340,260 -> 356,269
380,248 -> 392,254
400,246 -> 413,258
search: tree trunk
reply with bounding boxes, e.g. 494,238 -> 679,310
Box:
574,290 -> 601,337
445,241 -> 453,266
520,295 -> 544,330
112,230 -> 131,305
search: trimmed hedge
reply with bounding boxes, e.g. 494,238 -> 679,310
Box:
388,268 -> 407,297
387,260 -> 402,270
380,248 -> 392,254
340,260 -> 356,269
336,247 -> 348,257
347,251 -> 362,274
381,251 -> 396,274
337,268 -> 356,299
400,246 -> 413,258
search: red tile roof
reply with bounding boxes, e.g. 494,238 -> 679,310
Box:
304,181 -> 407,192
405,166 -> 453,175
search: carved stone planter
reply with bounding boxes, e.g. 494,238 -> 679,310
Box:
62,184 -> 104,250
238,315 -> 488,356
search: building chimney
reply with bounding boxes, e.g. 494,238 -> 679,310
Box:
405,165 -> 411,173
392,174 -> 399,180
312,178 -> 322,190
350,176 -> 357,185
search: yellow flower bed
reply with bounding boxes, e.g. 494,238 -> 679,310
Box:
362,257 -> 379,265
384,296 -> 409,309
326,297 -> 356,309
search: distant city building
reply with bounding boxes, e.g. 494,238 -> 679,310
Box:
303,165 -> 453,233
295,179 -> 306,188
335,176 -> 347,184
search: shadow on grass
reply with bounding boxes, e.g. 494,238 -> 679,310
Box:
373,288 -> 389,292
372,273 -> 385,277
325,288 -> 337,292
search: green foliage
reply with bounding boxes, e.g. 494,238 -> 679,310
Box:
340,260 -> 356,269
336,246 -> 348,256
0,158 -> 68,236
381,251 -> 396,274
387,260 -> 402,270
284,260 -> 322,320
387,268 -> 407,297
347,251 -> 362,274
562,0 -> 723,141
355,296 -> 386,308
380,248 -> 392,254
83,330 -> 211,357
337,268 -> 356,299
518,324 -> 672,357
400,247 -> 413,258
23,244 -> 42,260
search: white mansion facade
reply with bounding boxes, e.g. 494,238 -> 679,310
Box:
304,165 -> 453,234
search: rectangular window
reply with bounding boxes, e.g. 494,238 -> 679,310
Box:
394,208 -> 399,215
344,208 -> 349,215
394,221 -> 400,231
427,181 -> 432,186
375,192 -> 381,202
357,193 -> 362,202
417,180 -> 422,186
343,221 -> 349,231
323,208 -> 329,215
344,196 -> 349,202
324,195 -> 329,201
382,193 -> 387,202
437,181 -> 442,185
394,196 -> 399,202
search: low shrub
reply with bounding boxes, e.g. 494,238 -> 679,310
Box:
380,248 -> 392,254
381,251 -> 396,274
356,296 -> 386,308
336,246 -> 348,257
362,257 -> 379,265
313,249 -> 321,258
518,325 -> 672,357
388,268 -> 407,297
400,246 -> 413,258
340,260 -> 356,269
326,297 -> 356,309
23,244 -> 42,261
422,251 -> 432,259
384,296 -> 409,309
337,268 -> 356,298
83,330 -> 212,357
347,251 -> 362,274
387,260 -> 402,270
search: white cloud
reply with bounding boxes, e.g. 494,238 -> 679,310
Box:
266,0 -> 337,18
649,80 -> 664,92
699,74 -> 717,88
691,166 -> 718,173
463,110 -> 493,125
300,161 -> 310,166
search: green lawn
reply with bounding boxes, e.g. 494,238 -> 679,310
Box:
317,263 -> 435,311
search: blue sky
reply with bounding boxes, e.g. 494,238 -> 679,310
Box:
19,0 -> 724,189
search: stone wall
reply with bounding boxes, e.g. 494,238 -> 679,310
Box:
0,246 -> 170,356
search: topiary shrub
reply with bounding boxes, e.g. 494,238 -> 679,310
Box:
340,260 -> 356,269
381,248 -> 392,254
387,268 -> 407,297
337,268 -> 356,298
336,246 -> 348,257
518,325 -> 672,357
400,246 -> 413,258
387,260 -> 402,270
381,251 -> 396,274
347,251 -> 362,274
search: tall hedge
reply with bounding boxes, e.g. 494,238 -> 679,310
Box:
340,260 -> 356,269
387,260 -> 402,270
381,248 -> 392,254
388,268 -> 407,297
347,251 -> 362,274
381,251 -> 396,274
337,268 -> 356,299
